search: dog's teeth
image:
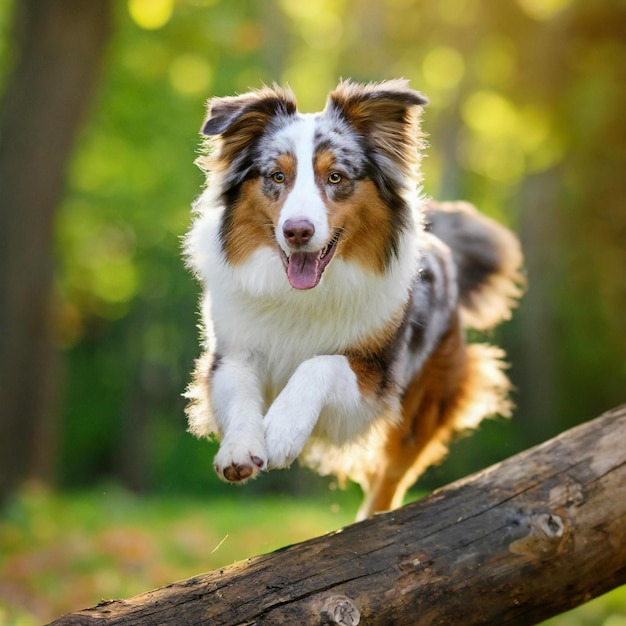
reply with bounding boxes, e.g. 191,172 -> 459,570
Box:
320,233 -> 339,259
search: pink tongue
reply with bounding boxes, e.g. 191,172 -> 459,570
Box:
287,251 -> 321,290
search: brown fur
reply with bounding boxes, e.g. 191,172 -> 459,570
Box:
222,153 -> 296,265
356,320 -> 512,519
358,317 -> 468,515
330,180 -> 396,274
222,179 -> 278,265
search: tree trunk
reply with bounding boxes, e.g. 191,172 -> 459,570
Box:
50,405 -> 626,626
0,0 -> 113,501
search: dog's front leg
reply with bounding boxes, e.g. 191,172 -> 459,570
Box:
211,356 -> 267,482
264,355 -> 364,469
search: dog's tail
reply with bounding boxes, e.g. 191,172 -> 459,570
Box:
425,200 -> 525,330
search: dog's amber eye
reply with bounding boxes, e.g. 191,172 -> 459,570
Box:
328,172 -> 342,184
272,171 -> 286,184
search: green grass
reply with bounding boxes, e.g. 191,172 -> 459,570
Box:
0,484 -> 359,624
0,486 -> 624,625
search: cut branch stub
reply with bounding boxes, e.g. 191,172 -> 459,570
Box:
319,595 -> 360,625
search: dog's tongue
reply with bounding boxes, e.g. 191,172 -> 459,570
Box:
287,251 -> 321,290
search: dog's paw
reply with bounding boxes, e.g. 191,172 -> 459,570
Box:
214,436 -> 267,483
264,412 -> 310,470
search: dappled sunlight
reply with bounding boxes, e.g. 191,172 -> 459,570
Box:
458,90 -> 564,183
437,0 -> 479,26
169,54 -> 214,96
460,91 -> 525,183
282,53 -> 338,112
472,35 -> 517,88
281,0 -> 346,52
517,0 -> 574,21
299,13 -> 344,52
279,0 -> 348,110
462,90 -> 519,140
422,46 -> 465,92
128,0 -> 174,31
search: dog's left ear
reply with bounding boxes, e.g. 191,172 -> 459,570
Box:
326,79 -> 428,178
327,79 -> 428,127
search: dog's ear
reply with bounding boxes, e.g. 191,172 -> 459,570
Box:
327,79 -> 429,184
202,96 -> 255,136
201,86 -> 297,137
198,86 -> 297,181
327,79 -> 428,129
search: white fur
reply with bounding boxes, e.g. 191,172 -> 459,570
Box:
264,354 -> 369,468
211,355 -> 267,473
186,126 -> 423,479
274,116 -> 331,253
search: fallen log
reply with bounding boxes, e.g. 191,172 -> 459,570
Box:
51,405 -> 626,625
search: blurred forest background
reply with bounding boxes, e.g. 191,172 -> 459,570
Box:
0,0 -> 625,622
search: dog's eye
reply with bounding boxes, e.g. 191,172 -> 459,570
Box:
328,172 -> 342,184
272,171 -> 286,184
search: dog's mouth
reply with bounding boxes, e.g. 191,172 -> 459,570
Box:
280,230 -> 341,290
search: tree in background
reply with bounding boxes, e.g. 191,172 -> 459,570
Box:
0,0 -> 113,502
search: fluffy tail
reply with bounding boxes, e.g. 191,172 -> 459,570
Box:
425,200 -> 525,330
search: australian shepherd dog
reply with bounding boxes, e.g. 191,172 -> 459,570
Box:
185,79 -> 524,520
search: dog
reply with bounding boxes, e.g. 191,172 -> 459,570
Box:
184,79 -> 524,520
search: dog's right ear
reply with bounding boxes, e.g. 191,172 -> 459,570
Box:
198,86 -> 298,181
201,86 -> 297,137
202,97 -> 254,136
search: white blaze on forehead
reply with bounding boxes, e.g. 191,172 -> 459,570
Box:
275,114 -> 330,253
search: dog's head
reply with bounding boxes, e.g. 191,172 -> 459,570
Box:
199,80 -> 428,290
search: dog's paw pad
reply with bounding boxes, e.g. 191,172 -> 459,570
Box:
222,462 -> 255,482
214,442 -> 267,483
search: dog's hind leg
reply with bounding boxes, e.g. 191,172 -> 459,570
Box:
356,323 -> 511,520
356,322 -> 466,519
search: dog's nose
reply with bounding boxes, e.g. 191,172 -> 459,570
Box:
283,219 -> 315,247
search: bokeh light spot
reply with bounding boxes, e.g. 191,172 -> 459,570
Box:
462,90 -> 518,138
422,46 -> 465,91
473,36 -> 516,87
128,0 -> 174,30
517,0 -> 573,20
169,55 -> 213,97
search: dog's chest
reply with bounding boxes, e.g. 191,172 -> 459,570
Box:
215,283 -> 370,358
211,264 -> 403,388
206,240 -> 420,403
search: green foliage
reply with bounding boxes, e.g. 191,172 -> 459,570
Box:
5,0 -> 626,497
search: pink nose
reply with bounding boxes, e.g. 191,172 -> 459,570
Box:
283,219 -> 315,247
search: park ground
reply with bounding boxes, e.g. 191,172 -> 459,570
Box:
0,485 -> 624,625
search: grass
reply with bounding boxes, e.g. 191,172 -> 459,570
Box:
0,484 -> 359,624
0,485 -> 624,625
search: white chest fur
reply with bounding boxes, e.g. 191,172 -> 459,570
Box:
187,204 -> 421,399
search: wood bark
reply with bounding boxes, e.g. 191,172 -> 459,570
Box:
0,0 -> 112,500
50,405 -> 626,625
